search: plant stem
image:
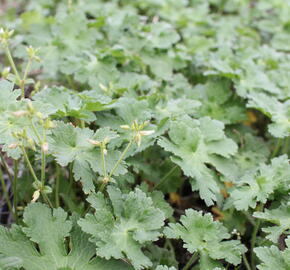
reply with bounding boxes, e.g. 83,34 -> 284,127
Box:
20,145 -> 38,183
29,118 -> 42,144
251,205 -> 263,269
243,253 -> 251,270
21,145 -> 53,207
68,162 -> 73,193
4,44 -> 21,82
101,146 -> 107,178
23,58 -> 31,82
41,191 -> 53,208
0,152 -> 13,183
283,137 -> 289,155
271,138 -> 282,158
13,160 -> 18,222
182,253 -> 199,270
153,165 -> 178,190
251,218 -> 261,269
99,139 -> 133,192
55,164 -> 60,208
243,211 -> 256,226
0,167 -> 14,216
41,149 -> 46,186
109,139 -> 133,178
19,58 -> 32,98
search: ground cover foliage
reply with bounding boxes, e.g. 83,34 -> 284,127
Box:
0,0 -> 289,269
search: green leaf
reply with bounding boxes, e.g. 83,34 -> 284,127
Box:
247,93 -> 290,138
0,254 -> 21,270
146,22 -> 180,49
158,115 -> 237,205
144,245 -> 178,270
0,203 -> 132,270
33,86 -> 96,121
48,122 -> 126,193
139,183 -> 173,219
156,266 -> 177,270
254,237 -> 290,270
0,80 -> 20,112
191,78 -> 246,124
164,209 -> 246,268
229,155 -> 290,210
254,204 -> 290,243
0,80 -> 48,159
79,186 -> 165,270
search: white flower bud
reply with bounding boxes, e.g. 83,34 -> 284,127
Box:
12,110 -> 28,117
139,130 -> 155,136
88,139 -> 101,146
31,190 -> 40,203
8,143 -> 18,149
120,125 -> 130,130
42,142 -> 49,153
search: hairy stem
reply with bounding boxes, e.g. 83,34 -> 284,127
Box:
283,137 -> 289,155
153,165 -> 178,190
109,139 -> 133,178
20,145 -> 38,183
271,138 -> 282,158
20,58 -> 32,98
13,160 -> 19,222
251,204 -> 263,268
55,164 -> 60,208
41,149 -> 46,186
0,167 -> 14,217
101,146 -> 107,178
243,253 -> 252,270
41,191 -> 53,208
4,44 -> 21,82
0,152 -> 13,183
182,252 -> 199,270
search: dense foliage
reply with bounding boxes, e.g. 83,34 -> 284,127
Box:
0,0 -> 289,269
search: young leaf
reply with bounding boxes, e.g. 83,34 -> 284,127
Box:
254,204 -> 290,243
158,115 -> 237,205
156,266 -> 177,270
247,93 -> 290,138
229,155 -> 290,210
78,186 -> 165,270
164,209 -> 246,269
254,237 -> 290,270
48,122 -> 126,193
0,203 -> 132,270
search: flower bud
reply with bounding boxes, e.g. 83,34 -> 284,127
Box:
99,83 -> 108,92
41,142 -> 49,153
36,112 -> 44,119
8,143 -> 18,149
120,125 -> 130,130
26,45 -> 41,61
31,190 -> 40,203
2,67 -> 10,78
139,130 -> 155,136
12,110 -> 28,117
135,132 -> 142,147
0,28 -> 14,44
88,139 -> 101,146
